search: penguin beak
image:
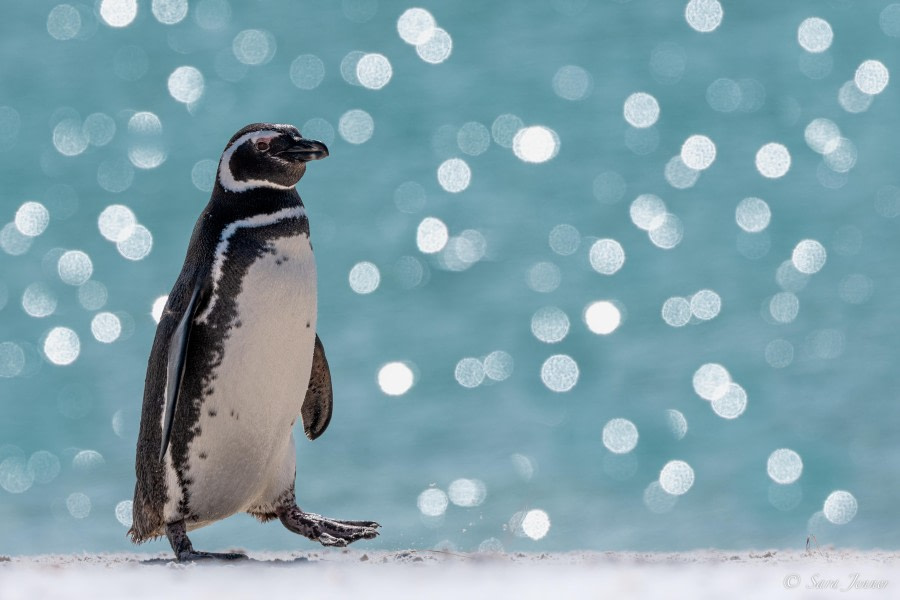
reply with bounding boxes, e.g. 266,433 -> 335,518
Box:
280,138 -> 329,162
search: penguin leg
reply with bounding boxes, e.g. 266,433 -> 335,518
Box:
165,520 -> 248,562
277,504 -> 380,547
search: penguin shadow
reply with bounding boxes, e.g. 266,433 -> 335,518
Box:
139,553 -> 310,567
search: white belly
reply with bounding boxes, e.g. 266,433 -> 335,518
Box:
167,232 -> 316,524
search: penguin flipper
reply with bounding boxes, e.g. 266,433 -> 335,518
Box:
301,334 -> 333,440
159,273 -> 207,461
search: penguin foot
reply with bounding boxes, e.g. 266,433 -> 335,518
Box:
176,550 -> 249,562
165,519 -> 248,562
277,505 -> 380,547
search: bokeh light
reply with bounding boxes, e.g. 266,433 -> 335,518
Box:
552,65 -> 592,100
483,351 -> 514,381
43,327 -> 80,365
99,0 -> 137,28
512,126 -> 560,163
680,135 -> 716,170
548,224 -> 580,256
397,8 -> 435,45
356,53 -> 392,90
661,297 -> 691,327
116,224 -> 153,261
623,92 -> 660,128
232,29 -> 276,66
540,354 -> 579,392
735,197 -> 771,232
289,54 -> 325,90
437,158 -> 471,192
685,0 -> 723,33
457,122 -> 491,156
584,301 -> 622,335
348,261 -> 380,294
98,205 -> 136,242
377,362 -> 414,396
643,482 -> 678,514
602,418 -> 639,454
0,342 -> 26,378
797,17 -> 833,53
454,357 -> 485,388
659,460 -> 695,495
57,250 -> 93,285
152,0 -> 188,25
648,213 -> 684,249
338,109 -> 374,144
854,60 -> 889,95
527,262 -> 561,293
690,289 -> 721,320
47,5 -> 82,40
710,383 -> 747,419
15,202 -> 50,237
518,509 -> 550,540
767,449 -> 803,484
491,114 -> 523,148
115,500 -> 133,527
417,487 -> 448,517
664,156 -> 700,189
693,363 -> 731,401
755,143 -> 791,178
791,239 -> 827,274
823,490 -> 858,525
416,28 -> 453,64
839,80 -> 874,114
167,66 -> 205,104
588,239 -> 625,275
416,217 -> 448,254
22,283 -> 57,318
630,194 -> 667,230
531,307 -> 570,344
448,479 -> 487,507
666,409 -> 688,440
91,312 -> 122,343
881,4 -> 900,36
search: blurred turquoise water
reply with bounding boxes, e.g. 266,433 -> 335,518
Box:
1,0 -> 899,554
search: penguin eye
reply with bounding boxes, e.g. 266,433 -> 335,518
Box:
256,140 -> 270,152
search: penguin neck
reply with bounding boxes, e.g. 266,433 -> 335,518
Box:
209,184 -> 305,223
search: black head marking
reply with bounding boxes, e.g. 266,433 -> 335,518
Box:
218,122 -> 329,192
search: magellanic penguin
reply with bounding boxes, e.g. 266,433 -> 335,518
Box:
129,123 -> 379,561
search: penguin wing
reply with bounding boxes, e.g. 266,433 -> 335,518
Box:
301,334 -> 333,440
159,269 -> 208,461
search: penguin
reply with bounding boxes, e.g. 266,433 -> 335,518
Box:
129,122 -> 379,561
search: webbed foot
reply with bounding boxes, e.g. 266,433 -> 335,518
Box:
176,550 -> 248,561
277,505 -> 380,547
166,519 -> 248,562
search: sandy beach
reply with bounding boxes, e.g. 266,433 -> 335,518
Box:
1,549 -> 896,599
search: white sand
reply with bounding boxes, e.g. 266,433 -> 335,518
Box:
1,549 -> 897,599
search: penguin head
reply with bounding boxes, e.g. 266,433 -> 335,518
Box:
217,123 -> 329,193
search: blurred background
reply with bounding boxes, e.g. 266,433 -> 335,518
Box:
1,0 -> 899,555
